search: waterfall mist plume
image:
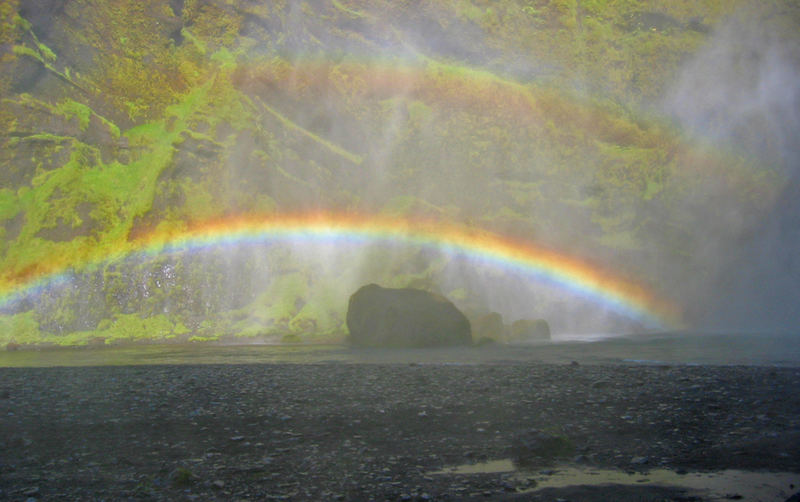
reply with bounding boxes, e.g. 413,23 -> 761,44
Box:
3,1 -> 800,348
664,5 -> 800,331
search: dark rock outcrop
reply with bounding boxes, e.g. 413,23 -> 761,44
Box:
471,311 -> 507,343
346,284 -> 471,348
510,318 -> 551,341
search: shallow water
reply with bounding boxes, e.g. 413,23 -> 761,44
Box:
1,332 -> 799,367
433,460 -> 800,501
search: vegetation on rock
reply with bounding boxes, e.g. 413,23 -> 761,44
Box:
0,0 -> 796,347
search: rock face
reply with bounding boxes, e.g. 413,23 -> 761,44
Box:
510,319 -> 551,341
471,312 -> 507,343
346,284 -> 472,348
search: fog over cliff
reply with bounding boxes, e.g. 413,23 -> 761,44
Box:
664,6 -> 800,331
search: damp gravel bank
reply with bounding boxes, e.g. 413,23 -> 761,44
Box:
1,362 -> 799,500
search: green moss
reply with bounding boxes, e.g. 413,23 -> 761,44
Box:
175,178 -> 217,220
174,321 -> 190,335
332,0 -> 366,19
261,272 -> 308,322
0,188 -> 18,220
1,79 -> 222,292
448,288 -> 469,302
643,178 -> 664,200
210,47 -> 237,68
0,310 -> 191,349
456,1 -> 485,23
0,311 -> 41,347
89,313 -> 190,345
407,100 -> 432,121
181,28 -> 207,55
36,40 -> 57,63
289,282 -> 344,336
13,25 -> 86,94
189,335 -> 219,343
124,120 -> 166,145
13,16 -> 58,63
255,97 -> 363,165
13,13 -> 32,32
229,321 -> 266,338
0,0 -> 790,347
55,100 -> 92,131
12,45 -> 43,64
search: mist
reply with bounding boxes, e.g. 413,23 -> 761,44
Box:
6,6 -> 800,500
3,1 -> 800,348
663,5 -> 800,332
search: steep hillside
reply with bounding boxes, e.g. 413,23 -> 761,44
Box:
0,0 -> 796,347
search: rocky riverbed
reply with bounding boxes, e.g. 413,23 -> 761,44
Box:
1,362 -> 799,501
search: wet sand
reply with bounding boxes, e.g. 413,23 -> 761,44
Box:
1,359 -> 799,500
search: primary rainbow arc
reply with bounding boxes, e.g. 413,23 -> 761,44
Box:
1,213 -> 681,329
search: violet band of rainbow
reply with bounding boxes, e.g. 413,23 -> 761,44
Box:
0,213 -> 682,329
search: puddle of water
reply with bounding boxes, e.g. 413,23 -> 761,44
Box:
432,460 -> 800,501
434,459 -> 517,475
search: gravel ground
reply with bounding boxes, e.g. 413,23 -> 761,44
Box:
1,362 -> 799,501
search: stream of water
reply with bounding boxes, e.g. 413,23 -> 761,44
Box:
433,460 -> 799,501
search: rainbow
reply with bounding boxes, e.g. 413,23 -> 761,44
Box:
0,213 -> 682,329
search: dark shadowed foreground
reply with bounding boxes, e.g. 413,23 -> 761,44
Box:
1,360 -> 799,501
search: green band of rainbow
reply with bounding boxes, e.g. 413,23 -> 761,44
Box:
1,213 -> 682,329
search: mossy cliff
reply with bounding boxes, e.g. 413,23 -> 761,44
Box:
0,1 -> 796,347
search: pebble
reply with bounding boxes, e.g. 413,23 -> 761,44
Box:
1,363 -> 798,500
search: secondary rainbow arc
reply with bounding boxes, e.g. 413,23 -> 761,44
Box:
0,213 -> 682,329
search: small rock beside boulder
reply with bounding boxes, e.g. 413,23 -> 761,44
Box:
471,312 -> 506,343
510,318 -> 551,341
346,284 -> 472,348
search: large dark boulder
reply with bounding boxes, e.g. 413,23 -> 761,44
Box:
346,284 -> 472,348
